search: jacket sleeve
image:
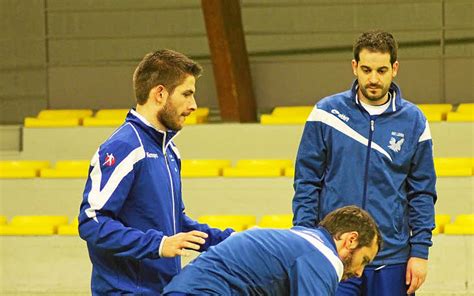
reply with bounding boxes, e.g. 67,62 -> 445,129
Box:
406,121 -> 437,259
78,138 -> 165,260
292,107 -> 327,228
179,206 -> 234,251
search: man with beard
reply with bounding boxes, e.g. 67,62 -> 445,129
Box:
163,206 -> 381,296
78,49 -> 234,295
292,31 -> 437,296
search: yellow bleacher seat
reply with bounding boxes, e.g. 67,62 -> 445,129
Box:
417,104 -> 452,121
37,109 -> 93,120
454,214 -> 474,225
10,215 -> 69,227
40,160 -> 90,178
259,214 -> 293,229
446,112 -> 474,122
94,109 -> 129,119
181,159 -> 231,177
82,109 -> 129,127
417,104 -> 452,113
272,106 -> 313,117
0,168 -> 37,178
55,160 -> 90,170
444,214 -> 474,235
434,158 -> 474,176
0,225 -> 55,236
181,167 -> 220,177
57,224 -> 79,235
433,214 -> 451,234
82,118 -> 123,127
24,109 -> 93,127
0,160 -> 50,178
8,215 -> 69,234
24,118 -> 80,127
421,112 -> 443,122
284,167 -> 295,177
222,159 -> 292,177
260,106 -> 313,125
0,160 -> 50,170
198,215 -> 256,231
0,216 -> 7,225
236,159 -> 293,168
223,167 -> 282,177
260,114 -> 308,125
457,103 -> 474,114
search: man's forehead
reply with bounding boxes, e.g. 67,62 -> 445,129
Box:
358,49 -> 391,66
176,75 -> 196,91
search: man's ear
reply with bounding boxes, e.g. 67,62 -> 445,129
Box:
351,59 -> 358,77
150,85 -> 168,106
344,231 -> 360,250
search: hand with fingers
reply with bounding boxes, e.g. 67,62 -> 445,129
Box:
406,257 -> 428,294
161,230 -> 209,258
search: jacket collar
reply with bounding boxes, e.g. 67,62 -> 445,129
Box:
350,79 -> 403,113
126,109 -> 179,154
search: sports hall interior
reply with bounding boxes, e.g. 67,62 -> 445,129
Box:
0,0 -> 472,295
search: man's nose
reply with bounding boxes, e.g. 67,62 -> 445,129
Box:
189,96 -> 197,111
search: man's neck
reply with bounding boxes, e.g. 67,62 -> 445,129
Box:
135,105 -> 166,131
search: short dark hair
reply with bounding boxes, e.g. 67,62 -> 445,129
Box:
133,49 -> 203,105
319,205 -> 382,251
353,30 -> 398,65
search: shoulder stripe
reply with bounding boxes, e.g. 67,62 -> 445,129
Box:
308,107 -> 392,161
85,146 -> 145,221
419,120 -> 432,143
291,229 -> 343,281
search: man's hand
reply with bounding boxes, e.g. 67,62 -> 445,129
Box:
161,230 -> 208,258
406,257 -> 428,294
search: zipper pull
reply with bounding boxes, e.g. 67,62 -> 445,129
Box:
370,120 -> 375,132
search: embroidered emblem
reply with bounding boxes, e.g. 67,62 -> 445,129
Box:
388,132 -> 405,153
103,153 -> 116,167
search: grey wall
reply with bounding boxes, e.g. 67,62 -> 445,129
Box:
0,0 -> 473,123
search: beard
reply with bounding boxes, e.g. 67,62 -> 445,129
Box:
157,101 -> 183,131
341,252 -> 358,281
360,83 -> 390,103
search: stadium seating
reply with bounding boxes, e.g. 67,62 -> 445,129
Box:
0,215 -> 70,236
181,159 -> 231,177
57,218 -> 79,235
82,109 -> 128,127
434,158 -> 474,176
260,106 -> 313,125
223,159 -> 292,177
24,109 -> 93,127
417,104 -> 452,121
444,214 -> 474,235
433,214 -> 451,234
0,160 -> 51,178
446,103 -> 474,122
40,160 -> 90,178
197,215 -> 256,231
258,214 -> 293,228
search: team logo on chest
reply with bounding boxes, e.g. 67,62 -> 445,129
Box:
103,153 -> 116,167
388,131 -> 405,153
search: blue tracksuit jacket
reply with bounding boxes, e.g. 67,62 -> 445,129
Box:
293,81 -> 437,265
163,226 -> 343,295
78,109 -> 233,295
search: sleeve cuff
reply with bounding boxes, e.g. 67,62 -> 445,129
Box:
158,235 -> 168,257
410,244 -> 430,259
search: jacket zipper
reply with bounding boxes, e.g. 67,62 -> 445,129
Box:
162,133 -> 177,235
362,116 -> 375,209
